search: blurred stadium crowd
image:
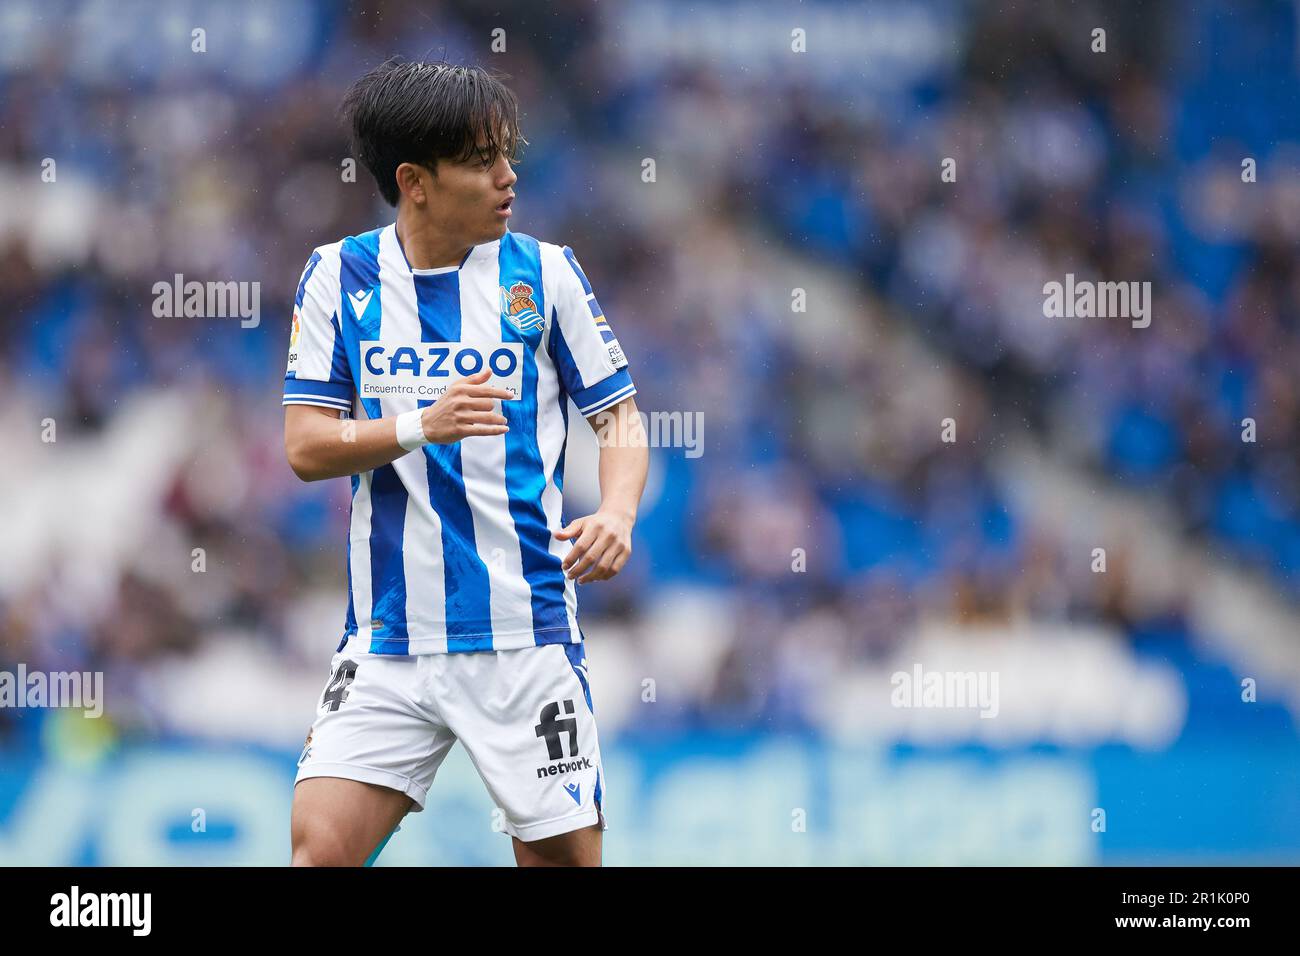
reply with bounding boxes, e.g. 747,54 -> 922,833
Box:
0,0 -> 1297,748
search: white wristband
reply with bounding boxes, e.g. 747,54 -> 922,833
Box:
395,408 -> 429,451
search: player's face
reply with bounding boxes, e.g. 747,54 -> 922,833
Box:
427,142 -> 517,244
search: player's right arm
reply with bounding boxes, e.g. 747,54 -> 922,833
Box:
282,246 -> 510,482
284,372 -> 511,482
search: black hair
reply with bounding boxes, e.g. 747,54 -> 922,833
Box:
341,58 -> 525,206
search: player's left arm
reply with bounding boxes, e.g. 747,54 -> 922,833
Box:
557,394 -> 649,583
545,241 -> 647,583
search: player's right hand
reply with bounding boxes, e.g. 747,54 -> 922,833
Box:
419,369 -> 514,443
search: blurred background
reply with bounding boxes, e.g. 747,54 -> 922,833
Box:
1,0 -> 1299,864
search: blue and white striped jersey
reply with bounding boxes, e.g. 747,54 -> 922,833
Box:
283,224 -> 635,655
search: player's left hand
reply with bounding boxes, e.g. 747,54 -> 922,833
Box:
556,509 -> 633,583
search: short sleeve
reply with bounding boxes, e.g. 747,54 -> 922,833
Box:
283,243 -> 353,412
543,243 -> 636,417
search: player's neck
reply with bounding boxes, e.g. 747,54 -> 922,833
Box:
394,211 -> 472,270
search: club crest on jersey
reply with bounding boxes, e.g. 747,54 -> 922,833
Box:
500,281 -> 545,332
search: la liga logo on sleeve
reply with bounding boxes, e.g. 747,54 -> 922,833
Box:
286,307 -> 302,372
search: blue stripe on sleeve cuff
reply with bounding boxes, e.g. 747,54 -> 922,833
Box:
573,368 -> 636,416
283,376 -> 354,410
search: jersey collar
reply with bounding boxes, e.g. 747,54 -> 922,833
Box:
391,223 -> 503,275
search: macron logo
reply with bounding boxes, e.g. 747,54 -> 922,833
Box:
563,781 -> 581,805
348,289 -> 374,317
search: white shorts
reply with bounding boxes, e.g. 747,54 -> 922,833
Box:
295,636 -> 607,843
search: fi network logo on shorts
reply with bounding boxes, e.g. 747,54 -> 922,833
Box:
534,699 -> 585,778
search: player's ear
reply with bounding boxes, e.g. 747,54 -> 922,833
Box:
395,162 -> 428,205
